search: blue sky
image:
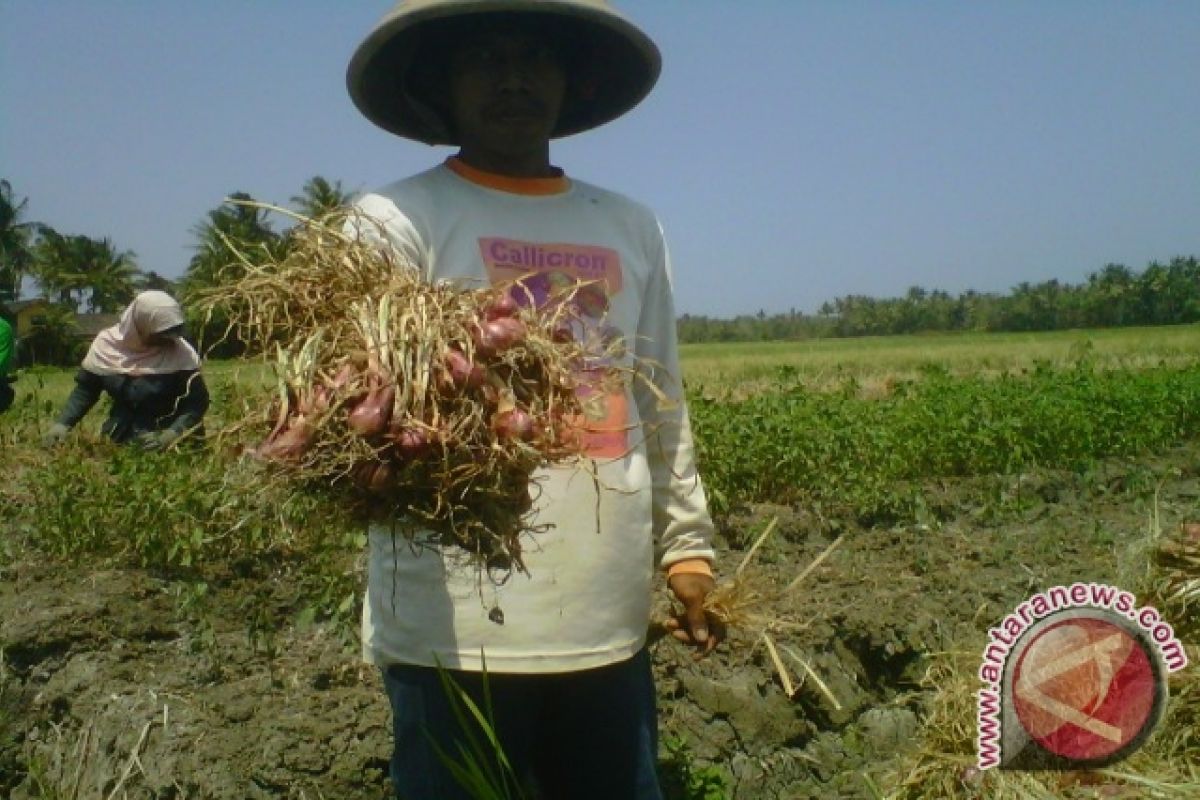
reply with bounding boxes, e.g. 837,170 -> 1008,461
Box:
3,1 -> 1198,316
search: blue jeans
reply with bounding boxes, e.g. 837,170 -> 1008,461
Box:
381,649 -> 663,800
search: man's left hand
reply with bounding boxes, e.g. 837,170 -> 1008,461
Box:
665,572 -> 724,660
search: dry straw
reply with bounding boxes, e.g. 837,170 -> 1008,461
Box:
1149,527 -> 1200,643
193,202 -> 629,573
883,520 -> 1200,798
697,517 -> 846,701
882,646 -> 1200,799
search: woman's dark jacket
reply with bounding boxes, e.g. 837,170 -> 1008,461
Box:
57,368 -> 209,443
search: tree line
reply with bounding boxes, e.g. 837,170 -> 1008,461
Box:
676,258 -> 1200,343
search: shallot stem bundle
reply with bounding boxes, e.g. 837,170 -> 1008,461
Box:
192,203 -> 629,571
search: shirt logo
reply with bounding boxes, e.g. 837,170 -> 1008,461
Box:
477,237 -> 628,459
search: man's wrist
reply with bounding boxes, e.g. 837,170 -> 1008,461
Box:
665,558 -> 714,579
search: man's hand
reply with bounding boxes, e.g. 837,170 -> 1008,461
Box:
665,572 -> 724,660
41,422 -> 70,447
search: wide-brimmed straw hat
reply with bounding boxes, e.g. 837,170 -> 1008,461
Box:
347,0 -> 661,145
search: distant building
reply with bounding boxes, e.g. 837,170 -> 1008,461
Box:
0,299 -> 119,365
72,311 -> 120,339
1,299 -> 52,336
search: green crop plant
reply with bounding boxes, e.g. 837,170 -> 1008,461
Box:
660,736 -> 729,800
8,432 -> 364,662
689,361 -> 1200,524
14,441 -> 354,570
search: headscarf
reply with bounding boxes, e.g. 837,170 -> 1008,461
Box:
81,291 -> 201,376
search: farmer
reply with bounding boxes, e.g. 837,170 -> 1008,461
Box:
42,291 -> 209,449
345,1 -> 720,797
0,315 -> 14,414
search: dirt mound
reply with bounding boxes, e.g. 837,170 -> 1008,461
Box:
0,567 -> 390,799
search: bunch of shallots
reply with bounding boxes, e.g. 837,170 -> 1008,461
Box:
195,206 -> 621,569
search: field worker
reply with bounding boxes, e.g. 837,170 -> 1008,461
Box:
0,315 -> 14,414
346,1 -> 720,797
42,291 -> 209,450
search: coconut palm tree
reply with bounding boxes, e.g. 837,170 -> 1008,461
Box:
183,192 -> 282,295
182,192 -> 283,356
0,179 -> 36,302
77,237 -> 139,312
290,176 -> 353,221
30,228 -> 140,312
30,225 -> 86,307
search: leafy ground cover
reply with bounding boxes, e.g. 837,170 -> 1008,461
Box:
2,327 -> 1198,798
692,359 -> 1200,521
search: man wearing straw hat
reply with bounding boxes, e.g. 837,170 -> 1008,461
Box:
346,2 -> 719,796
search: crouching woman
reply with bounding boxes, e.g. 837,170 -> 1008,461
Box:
43,291 -> 209,450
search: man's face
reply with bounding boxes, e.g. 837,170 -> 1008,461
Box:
446,27 -> 567,162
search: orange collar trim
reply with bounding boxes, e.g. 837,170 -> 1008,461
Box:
446,157 -> 570,196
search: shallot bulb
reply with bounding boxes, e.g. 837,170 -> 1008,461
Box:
443,349 -> 485,391
353,460 -> 395,495
492,407 -> 537,442
392,426 -> 435,460
474,317 -> 526,357
485,293 -> 520,320
254,417 -> 314,462
550,322 -> 575,343
346,383 -> 395,437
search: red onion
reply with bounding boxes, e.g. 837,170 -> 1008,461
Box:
353,460 -> 395,494
392,426 -> 434,460
443,349 -> 485,390
551,322 -> 575,343
492,407 -> 537,442
255,417 -> 314,462
346,383 -> 395,437
474,317 -> 526,357
485,293 -> 520,320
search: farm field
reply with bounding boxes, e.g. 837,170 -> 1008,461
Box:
2,326 -> 1199,799
680,323 -> 1200,394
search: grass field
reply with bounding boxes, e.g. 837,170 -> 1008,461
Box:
680,323 -> 1200,394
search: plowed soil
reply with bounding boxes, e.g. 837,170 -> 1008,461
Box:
3,446 -> 1198,799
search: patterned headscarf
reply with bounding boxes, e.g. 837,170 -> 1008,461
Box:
81,291 -> 201,376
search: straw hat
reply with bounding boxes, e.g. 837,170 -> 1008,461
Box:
346,0 -> 661,144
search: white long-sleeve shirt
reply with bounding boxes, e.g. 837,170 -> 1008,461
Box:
356,158 -> 715,673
